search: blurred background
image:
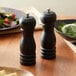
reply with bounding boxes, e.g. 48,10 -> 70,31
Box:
0,0 -> 76,16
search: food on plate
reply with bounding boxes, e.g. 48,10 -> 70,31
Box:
58,22 -> 76,38
58,22 -> 66,32
0,11 -> 19,29
5,73 -> 17,76
62,24 -> 76,38
0,70 -> 6,76
0,70 -> 17,76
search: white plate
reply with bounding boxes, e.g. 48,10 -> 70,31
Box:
0,66 -> 33,76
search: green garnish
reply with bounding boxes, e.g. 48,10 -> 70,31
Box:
0,19 -> 4,24
58,22 -> 66,32
58,23 -> 76,38
16,19 -> 19,25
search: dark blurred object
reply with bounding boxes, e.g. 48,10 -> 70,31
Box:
19,13 -> 36,66
40,9 -> 57,59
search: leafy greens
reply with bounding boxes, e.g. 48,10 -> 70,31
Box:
58,22 -> 76,38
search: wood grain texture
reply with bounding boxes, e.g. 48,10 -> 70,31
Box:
0,7 -> 76,76
0,31 -> 76,76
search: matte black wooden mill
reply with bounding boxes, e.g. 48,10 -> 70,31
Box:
19,13 -> 36,66
41,9 -> 57,59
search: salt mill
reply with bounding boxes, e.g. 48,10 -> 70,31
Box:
41,9 -> 57,59
19,13 -> 36,66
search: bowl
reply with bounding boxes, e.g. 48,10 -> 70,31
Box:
55,19 -> 76,43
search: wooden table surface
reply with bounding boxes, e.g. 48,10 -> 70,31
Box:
0,7 -> 76,76
0,30 -> 76,76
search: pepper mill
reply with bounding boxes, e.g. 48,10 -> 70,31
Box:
19,13 -> 36,66
41,9 -> 57,59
